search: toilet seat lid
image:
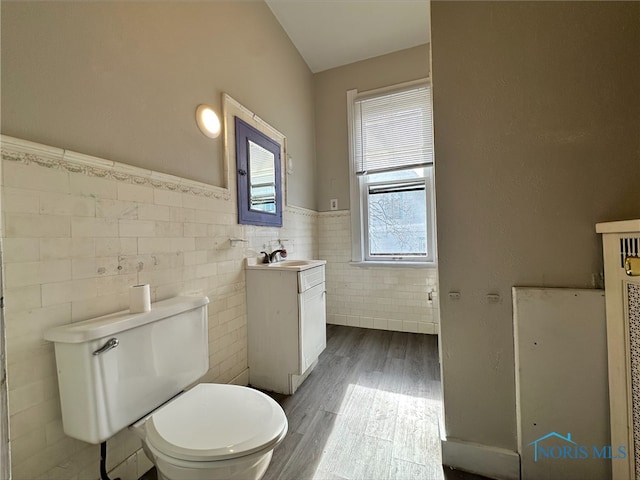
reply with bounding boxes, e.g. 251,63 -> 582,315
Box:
145,383 -> 288,462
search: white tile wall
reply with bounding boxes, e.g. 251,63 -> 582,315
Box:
1,137 -> 318,480
1,136 -> 438,479
318,211 -> 439,335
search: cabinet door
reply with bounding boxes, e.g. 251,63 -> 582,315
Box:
299,282 -> 327,373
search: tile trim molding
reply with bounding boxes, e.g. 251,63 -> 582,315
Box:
318,209 -> 350,218
0,135 -> 231,200
441,438 -> 520,480
285,205 -> 319,218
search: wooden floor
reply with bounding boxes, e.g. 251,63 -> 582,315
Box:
261,325 -> 487,480
140,325 -> 490,480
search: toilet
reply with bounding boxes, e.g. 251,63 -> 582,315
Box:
44,296 -> 287,480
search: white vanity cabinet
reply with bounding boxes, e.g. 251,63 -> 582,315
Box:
246,260 -> 327,394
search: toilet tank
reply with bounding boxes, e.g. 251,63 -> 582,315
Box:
44,296 -> 210,444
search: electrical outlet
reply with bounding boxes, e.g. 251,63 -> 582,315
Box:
330,199 -> 338,210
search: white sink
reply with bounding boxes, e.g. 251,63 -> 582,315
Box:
269,260 -> 316,267
245,258 -> 326,271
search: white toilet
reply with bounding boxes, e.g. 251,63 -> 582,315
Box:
44,296 -> 288,480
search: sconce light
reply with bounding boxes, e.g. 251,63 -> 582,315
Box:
286,155 -> 294,175
196,104 -> 221,139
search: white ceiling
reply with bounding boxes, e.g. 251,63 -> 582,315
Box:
265,1 -> 430,73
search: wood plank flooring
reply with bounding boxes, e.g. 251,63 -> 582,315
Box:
261,325 -> 486,480
140,325 -> 491,480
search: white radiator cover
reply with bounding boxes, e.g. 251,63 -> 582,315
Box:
597,219 -> 640,480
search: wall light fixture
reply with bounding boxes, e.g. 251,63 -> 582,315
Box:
196,104 -> 221,139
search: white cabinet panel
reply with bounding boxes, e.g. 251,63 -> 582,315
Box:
299,283 -> 326,373
298,266 -> 325,292
513,287 -> 608,480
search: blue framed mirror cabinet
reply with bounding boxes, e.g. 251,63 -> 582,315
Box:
235,116 -> 283,227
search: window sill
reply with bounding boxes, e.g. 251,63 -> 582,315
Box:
349,261 -> 437,269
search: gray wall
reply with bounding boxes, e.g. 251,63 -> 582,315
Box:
313,44 -> 430,212
1,1 -> 317,210
431,1 -> 640,450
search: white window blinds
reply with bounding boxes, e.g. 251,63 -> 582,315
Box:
353,83 -> 433,175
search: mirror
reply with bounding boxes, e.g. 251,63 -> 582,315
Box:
247,140 -> 276,213
235,116 -> 283,227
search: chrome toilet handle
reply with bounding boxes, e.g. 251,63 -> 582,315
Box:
93,338 -> 119,356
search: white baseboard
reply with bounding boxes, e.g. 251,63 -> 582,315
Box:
328,314 -> 438,335
420,322 -> 439,335
442,438 -> 520,480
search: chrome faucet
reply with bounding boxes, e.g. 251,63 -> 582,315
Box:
269,249 -> 287,263
259,249 -> 287,264
259,248 -> 288,264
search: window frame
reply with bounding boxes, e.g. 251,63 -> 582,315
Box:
347,79 -> 436,266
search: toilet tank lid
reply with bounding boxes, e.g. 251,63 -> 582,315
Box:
44,296 -> 209,344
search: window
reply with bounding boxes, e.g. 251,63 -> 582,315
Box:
348,80 -> 435,264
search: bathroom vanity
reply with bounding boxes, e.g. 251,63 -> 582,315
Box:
246,259 -> 327,394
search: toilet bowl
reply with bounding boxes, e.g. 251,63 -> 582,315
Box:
132,383 -> 288,480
